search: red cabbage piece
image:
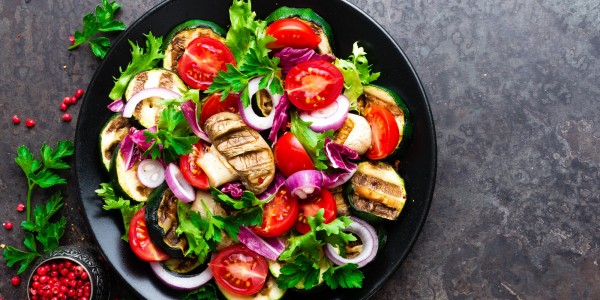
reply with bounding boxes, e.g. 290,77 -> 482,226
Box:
321,138 -> 360,188
181,100 -> 211,142
268,93 -> 291,143
129,127 -> 157,152
274,47 -> 335,75
257,172 -> 286,201
120,133 -> 141,170
221,182 -> 244,198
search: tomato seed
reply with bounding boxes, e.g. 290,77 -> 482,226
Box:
75,89 -> 84,99
11,276 -> 21,286
26,119 -> 36,128
62,113 -> 72,122
16,203 -> 25,212
12,115 -> 20,124
4,222 -> 13,230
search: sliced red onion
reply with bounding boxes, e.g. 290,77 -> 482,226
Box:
299,94 -> 350,132
165,163 -> 195,203
120,134 -> 141,170
325,217 -> 378,268
285,170 -> 323,200
149,261 -> 213,290
239,77 -> 282,131
181,100 -> 211,143
137,159 -> 166,188
238,227 -> 286,261
257,173 -> 286,201
122,88 -> 181,118
107,98 -> 125,113
321,168 -> 357,189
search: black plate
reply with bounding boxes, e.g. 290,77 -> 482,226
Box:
74,0 -> 436,299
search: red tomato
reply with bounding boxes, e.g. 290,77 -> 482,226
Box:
364,105 -> 400,160
209,244 -> 268,296
129,208 -> 169,262
295,189 -> 337,234
200,93 -> 240,125
273,132 -> 315,177
252,187 -> 299,237
285,60 -> 344,111
265,18 -> 321,49
179,142 -> 210,190
177,37 -> 235,90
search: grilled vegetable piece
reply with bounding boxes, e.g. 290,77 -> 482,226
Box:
196,145 -> 240,188
265,7 -> 334,55
110,145 -> 154,202
162,20 -> 227,71
358,85 -> 412,156
162,257 -> 203,274
99,114 -> 132,172
204,112 -> 275,194
124,68 -> 188,128
191,189 -> 234,251
333,113 -> 372,155
146,184 -> 188,258
218,275 -> 286,300
344,161 -> 407,222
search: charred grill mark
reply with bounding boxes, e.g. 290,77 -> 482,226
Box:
352,194 -> 399,220
159,71 -> 175,90
334,117 -> 355,144
131,71 -> 149,98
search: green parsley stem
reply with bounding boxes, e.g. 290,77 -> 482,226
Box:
26,180 -> 35,222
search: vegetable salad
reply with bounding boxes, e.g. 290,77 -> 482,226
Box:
95,0 -> 412,298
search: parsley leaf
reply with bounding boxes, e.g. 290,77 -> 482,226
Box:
277,254 -> 322,290
210,187 -> 264,209
3,193 -> 67,274
182,283 -> 218,300
69,0 -> 126,59
109,32 -> 165,100
207,0 -> 283,107
323,263 -> 364,289
15,140 -> 74,222
334,42 -> 380,112
290,112 -> 334,170
96,182 -> 144,241
143,104 -> 200,163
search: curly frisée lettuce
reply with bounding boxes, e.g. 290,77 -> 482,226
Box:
334,42 -> 380,112
109,33 -> 165,100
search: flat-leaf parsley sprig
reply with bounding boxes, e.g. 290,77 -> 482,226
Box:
68,0 -> 127,58
14,140 -> 74,222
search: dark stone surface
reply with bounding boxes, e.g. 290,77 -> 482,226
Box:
1,0 -> 599,299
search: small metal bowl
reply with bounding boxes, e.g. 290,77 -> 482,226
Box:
27,245 -> 110,300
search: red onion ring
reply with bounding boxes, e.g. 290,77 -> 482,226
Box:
299,94 -> 350,132
237,227 -> 286,261
122,88 -> 181,118
107,98 -> 124,113
324,217 -> 378,268
137,159 -> 166,188
149,261 -> 213,290
164,163 -> 195,203
285,170 -> 323,199
239,77 -> 282,131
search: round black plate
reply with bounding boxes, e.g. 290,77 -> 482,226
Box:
74,0 -> 436,299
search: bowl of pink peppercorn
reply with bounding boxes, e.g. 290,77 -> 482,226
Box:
27,246 -> 110,300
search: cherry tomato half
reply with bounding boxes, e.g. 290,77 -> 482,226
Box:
209,244 -> 268,296
265,18 -> 321,49
252,187 -> 299,237
364,105 -> 400,160
177,37 -> 236,90
179,142 -> 210,190
200,93 -> 240,125
295,189 -> 337,234
285,60 -> 344,111
273,132 -> 315,177
129,208 -> 169,262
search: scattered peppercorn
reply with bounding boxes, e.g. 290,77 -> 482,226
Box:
69,96 -> 77,105
10,275 -> 21,287
4,222 -> 13,230
12,115 -> 21,124
69,35 -> 75,45
62,113 -> 72,122
16,203 -> 25,212
75,89 -> 84,99
63,96 -> 71,105
60,103 -> 68,111
25,119 -> 36,128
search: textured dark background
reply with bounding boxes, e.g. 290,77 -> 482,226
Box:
1,0 -> 599,299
